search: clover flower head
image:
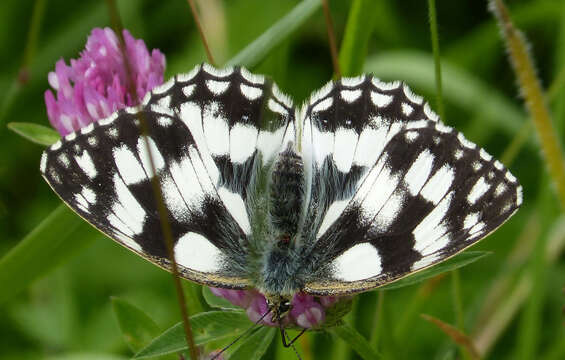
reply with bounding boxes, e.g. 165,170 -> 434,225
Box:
210,288 -> 345,329
44,27 -> 166,136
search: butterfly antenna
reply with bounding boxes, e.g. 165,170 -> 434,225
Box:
280,326 -> 307,348
211,309 -> 272,360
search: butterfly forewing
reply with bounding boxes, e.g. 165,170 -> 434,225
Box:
40,65 -> 292,288
299,77 -> 522,295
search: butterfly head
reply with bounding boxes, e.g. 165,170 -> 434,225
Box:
265,294 -> 292,323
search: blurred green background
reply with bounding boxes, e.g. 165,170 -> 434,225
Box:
0,0 -> 564,359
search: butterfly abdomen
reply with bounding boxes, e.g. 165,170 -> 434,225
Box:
269,147 -> 304,239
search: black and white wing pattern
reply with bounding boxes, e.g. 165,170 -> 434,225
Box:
299,76 -> 522,295
40,64 -> 293,288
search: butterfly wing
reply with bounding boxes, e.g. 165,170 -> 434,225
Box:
40,64 -> 292,289
299,76 -> 522,295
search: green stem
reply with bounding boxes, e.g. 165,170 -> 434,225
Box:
490,0 -> 565,208
427,0 -> 446,122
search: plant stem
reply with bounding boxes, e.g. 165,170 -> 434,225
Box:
427,0 -> 446,122
490,0 -> 565,208
321,0 -> 341,78
105,1 -> 199,359
186,0 -> 216,66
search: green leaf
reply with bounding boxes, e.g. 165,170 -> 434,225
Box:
202,286 -> 241,310
45,354 -> 129,360
134,310 -> 250,359
229,327 -> 276,360
226,0 -> 321,68
7,122 -> 60,146
381,251 -> 490,291
111,297 -> 161,353
0,204 -> 99,304
330,323 -> 381,359
338,0 -> 378,76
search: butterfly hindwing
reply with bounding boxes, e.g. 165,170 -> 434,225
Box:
40,65 -> 292,288
299,77 -> 522,295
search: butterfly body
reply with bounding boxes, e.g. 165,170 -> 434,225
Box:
40,64 -> 522,324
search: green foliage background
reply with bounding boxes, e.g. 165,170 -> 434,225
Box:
0,0 -> 564,359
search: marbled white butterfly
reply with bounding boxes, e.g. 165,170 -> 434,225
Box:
40,64 -> 522,323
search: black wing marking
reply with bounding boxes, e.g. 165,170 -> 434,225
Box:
40,64 -> 292,288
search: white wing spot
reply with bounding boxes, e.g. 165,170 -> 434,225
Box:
206,80 -> 230,95
467,176 -> 490,204
479,148 -> 493,161
420,164 -> 454,205
463,212 -> 480,229
218,187 -> 251,234
268,98 -> 288,116
272,84 -> 293,108
230,123 -> 258,163
177,66 -> 200,82
312,97 -> 333,113
505,171 -> 517,183
495,183 -> 507,196
81,123 -> 95,134
371,78 -> 400,91
175,232 -> 222,273
402,103 -> 414,116
435,123 -> 452,133
309,81 -> 333,104
341,89 -> 362,103
107,127 -> 119,138
240,67 -> 265,84
157,116 -> 173,127
454,149 -> 464,160
516,186 -> 523,206
75,150 -> 97,179
113,145 -> 147,185
240,84 -> 263,101
405,149 -> 434,196
316,199 -> 350,239
153,96 -> 174,116
81,186 -> 97,204
40,152 -> 48,173
65,132 -> 77,142
341,76 -> 365,87
472,161 -> 482,171
403,84 -> 423,104
333,243 -> 382,282
202,63 -> 234,77
494,160 -> 504,170
87,137 -> 98,147
111,173 -> 146,235
137,136 -> 166,177
457,132 -> 476,149
152,78 -> 174,95
203,102 -> 230,156
405,131 -> 419,142
424,103 -> 439,121
51,140 -> 62,151
183,84 -> 196,98
333,127 -> 358,172
98,112 -> 118,126
413,192 -> 453,256
58,153 -> 70,168
406,119 -> 429,129
257,127 -> 286,165
370,92 -> 393,107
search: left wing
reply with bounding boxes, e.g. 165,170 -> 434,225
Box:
40,64 -> 293,288
298,77 -> 522,295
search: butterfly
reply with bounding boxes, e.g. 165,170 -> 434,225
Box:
40,63 -> 522,330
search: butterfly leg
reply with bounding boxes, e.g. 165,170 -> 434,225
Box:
280,326 -> 307,348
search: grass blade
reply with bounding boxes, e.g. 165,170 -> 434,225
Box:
226,0 -> 321,68
338,0 -> 378,77
330,322 -> 381,359
111,297 -> 161,353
